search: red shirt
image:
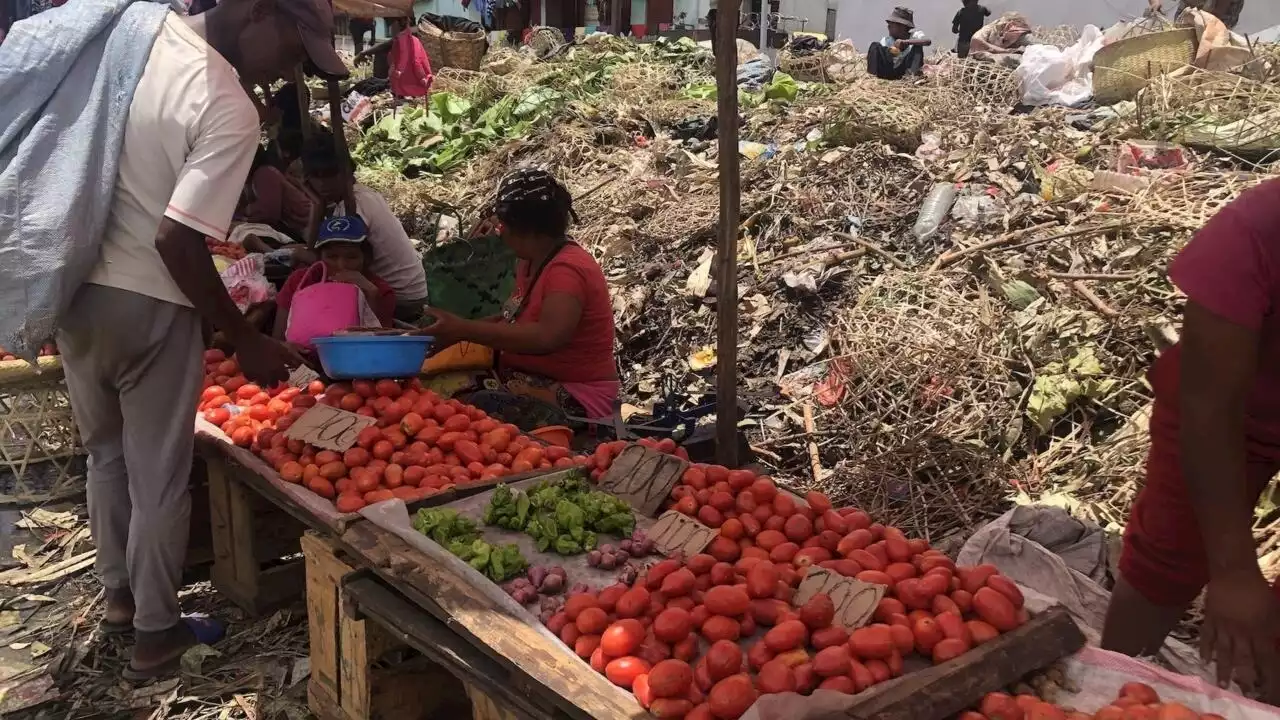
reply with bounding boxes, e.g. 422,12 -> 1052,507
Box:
501,243 -> 617,382
1149,178 -> 1280,456
276,267 -> 397,327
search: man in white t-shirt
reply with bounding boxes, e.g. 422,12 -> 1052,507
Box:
55,0 -> 346,681
867,6 -> 931,79
302,144 -> 430,321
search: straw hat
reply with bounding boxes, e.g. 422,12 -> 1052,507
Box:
886,7 -> 915,28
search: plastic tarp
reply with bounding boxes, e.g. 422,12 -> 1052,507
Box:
1015,25 -> 1105,107
0,0 -> 171,361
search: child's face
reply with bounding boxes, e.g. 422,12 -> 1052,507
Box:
321,243 -> 364,274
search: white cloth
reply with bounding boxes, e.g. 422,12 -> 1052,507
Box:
86,12 -> 259,308
333,184 -> 429,301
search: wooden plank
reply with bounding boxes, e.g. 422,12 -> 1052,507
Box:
840,605 -> 1085,720
303,532 -> 344,704
339,522 -> 647,720
467,685 -> 517,720
346,574 -> 557,720
207,455 -> 254,600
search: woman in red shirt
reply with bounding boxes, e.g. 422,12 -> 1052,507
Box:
419,169 -> 618,427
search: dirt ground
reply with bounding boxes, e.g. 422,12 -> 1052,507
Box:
0,504 -> 313,720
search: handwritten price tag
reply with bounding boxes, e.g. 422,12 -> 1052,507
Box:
598,444 -> 688,517
793,567 -> 886,630
284,404 -> 376,452
287,365 -> 320,389
649,511 -> 717,558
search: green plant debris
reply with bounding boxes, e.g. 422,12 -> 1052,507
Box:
1027,346 -> 1119,431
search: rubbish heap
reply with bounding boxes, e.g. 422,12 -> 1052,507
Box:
344,30 -> 1280,555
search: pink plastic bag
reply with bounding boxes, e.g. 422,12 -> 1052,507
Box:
284,263 -> 381,347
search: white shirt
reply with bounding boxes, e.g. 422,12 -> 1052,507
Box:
87,12 -> 259,308
880,29 -> 927,46
333,185 -> 429,301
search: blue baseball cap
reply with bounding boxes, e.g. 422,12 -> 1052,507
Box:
315,215 -> 369,249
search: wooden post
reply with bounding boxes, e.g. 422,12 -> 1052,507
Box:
327,77 -> 358,214
714,0 -> 740,468
296,65 -> 311,143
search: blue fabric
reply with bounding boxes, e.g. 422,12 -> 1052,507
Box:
0,0 -> 172,360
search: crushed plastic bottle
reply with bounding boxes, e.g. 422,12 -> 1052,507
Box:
912,183 -> 959,241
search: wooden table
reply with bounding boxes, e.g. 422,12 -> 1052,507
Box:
194,432 -> 1086,720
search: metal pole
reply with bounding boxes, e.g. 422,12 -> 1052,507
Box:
714,0 -> 740,468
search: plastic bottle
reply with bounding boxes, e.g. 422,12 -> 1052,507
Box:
912,183 -> 959,241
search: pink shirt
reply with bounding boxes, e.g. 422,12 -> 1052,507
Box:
390,30 -> 433,98
1149,178 -> 1280,455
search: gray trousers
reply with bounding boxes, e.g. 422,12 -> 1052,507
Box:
58,284 -> 203,632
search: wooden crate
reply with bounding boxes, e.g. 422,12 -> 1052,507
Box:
302,532 -> 508,720
204,452 -> 308,615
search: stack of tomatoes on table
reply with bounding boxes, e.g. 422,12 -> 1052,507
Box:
966,682 -> 1227,720
205,237 -> 246,261
197,351 -> 589,513
543,455 -> 1032,719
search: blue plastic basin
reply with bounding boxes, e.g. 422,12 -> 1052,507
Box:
312,335 -> 435,379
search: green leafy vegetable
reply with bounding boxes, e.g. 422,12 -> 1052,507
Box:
481,471 -> 633,555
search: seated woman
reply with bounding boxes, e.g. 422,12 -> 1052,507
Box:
417,169 -> 618,430
273,216 -> 397,350
968,12 -> 1038,68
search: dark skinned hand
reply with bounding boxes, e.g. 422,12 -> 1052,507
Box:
1201,568 -> 1280,699
235,332 -> 304,387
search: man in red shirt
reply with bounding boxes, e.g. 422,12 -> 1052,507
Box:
418,169 -> 618,423
1102,179 -> 1280,700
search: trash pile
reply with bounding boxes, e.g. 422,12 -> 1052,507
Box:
347,33 -> 1280,556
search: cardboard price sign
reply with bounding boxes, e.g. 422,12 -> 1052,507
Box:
649,511 -> 717,558
287,364 -> 320,389
598,444 -> 688,517
284,404 -> 376,452
793,567 -> 886,630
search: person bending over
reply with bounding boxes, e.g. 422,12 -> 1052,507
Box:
1101,178 -> 1280,702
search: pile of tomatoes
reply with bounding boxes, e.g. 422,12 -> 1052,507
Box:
206,237 -> 246,260
966,682 -> 1224,720
542,460 -> 1031,719
197,351 -> 588,512
0,343 -> 59,362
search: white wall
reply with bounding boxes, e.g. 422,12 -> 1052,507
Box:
834,0 -> 1280,51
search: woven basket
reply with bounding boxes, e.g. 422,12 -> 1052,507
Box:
420,19 -> 487,71
777,49 -> 829,81
1093,28 -> 1197,105
0,357 -> 86,504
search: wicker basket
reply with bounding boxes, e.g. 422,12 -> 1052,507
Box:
1093,28 -> 1197,105
419,19 -> 487,72
777,48 -> 829,81
0,357 -> 86,504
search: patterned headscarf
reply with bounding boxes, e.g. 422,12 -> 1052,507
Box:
494,168 -> 580,226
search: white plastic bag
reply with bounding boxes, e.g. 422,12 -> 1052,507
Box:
1017,25 -> 1105,107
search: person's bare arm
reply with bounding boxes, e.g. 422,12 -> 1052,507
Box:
421,293 -> 583,354
1180,300 -> 1280,695
156,218 -> 257,342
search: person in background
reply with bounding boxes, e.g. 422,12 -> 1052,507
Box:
1148,0 -> 1244,28
388,15 -> 433,100
416,169 -> 619,430
866,7 -> 930,80
968,12 -> 1037,67
55,0 -> 344,680
952,0 -> 990,58
274,215 -> 396,340
349,14 -> 376,54
1100,179 -> 1280,702
706,0 -> 718,57
242,143 -> 320,245
302,143 -> 429,321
